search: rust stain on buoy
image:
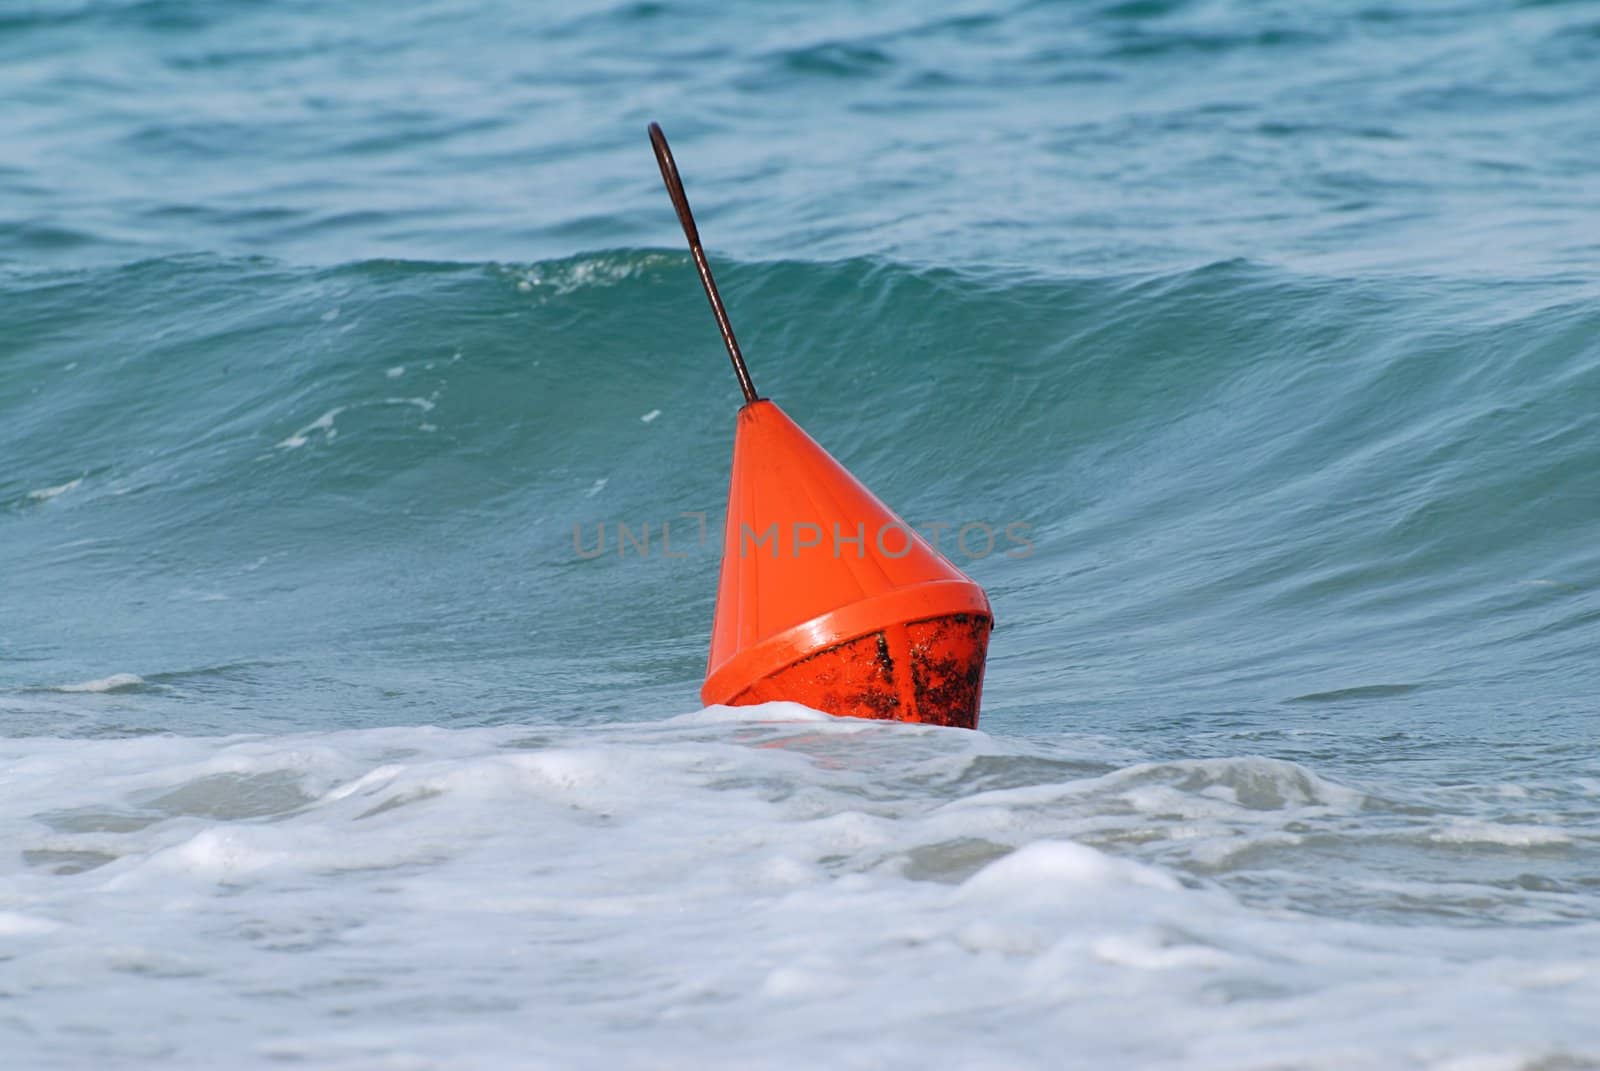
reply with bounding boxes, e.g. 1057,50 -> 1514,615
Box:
722,615 -> 991,729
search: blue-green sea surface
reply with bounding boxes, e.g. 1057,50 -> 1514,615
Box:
2,1 -> 1599,1068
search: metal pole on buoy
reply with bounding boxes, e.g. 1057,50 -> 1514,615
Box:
647,122 -> 759,406
648,121 -> 994,729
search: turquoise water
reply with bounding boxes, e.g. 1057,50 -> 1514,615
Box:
4,1 -> 1600,1067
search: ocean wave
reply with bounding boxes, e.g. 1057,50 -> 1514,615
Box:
2,716 -> 1598,1067
3,250 -> 1597,730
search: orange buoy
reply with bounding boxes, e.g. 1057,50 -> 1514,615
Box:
648,123 -> 993,729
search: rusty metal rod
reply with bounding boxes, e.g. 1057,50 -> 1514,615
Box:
647,121 -> 759,405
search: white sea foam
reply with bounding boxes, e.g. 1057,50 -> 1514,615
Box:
384,395 -> 435,412
1,714 -> 1597,1069
27,477 -> 82,501
509,254 -> 674,298
1429,819 -> 1572,847
666,700 -> 833,725
0,911 -> 61,936
274,396 -> 435,450
53,672 -> 145,693
276,406 -> 344,449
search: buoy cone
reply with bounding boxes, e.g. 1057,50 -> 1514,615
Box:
646,121 -> 993,729
702,400 -> 992,728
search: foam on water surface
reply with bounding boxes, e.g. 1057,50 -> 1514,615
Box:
26,478 -> 83,502
50,673 -> 147,693
3,709 -> 1598,1069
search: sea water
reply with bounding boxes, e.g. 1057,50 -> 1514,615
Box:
3,1 -> 1599,1067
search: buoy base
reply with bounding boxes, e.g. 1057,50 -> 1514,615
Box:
714,612 -> 991,729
